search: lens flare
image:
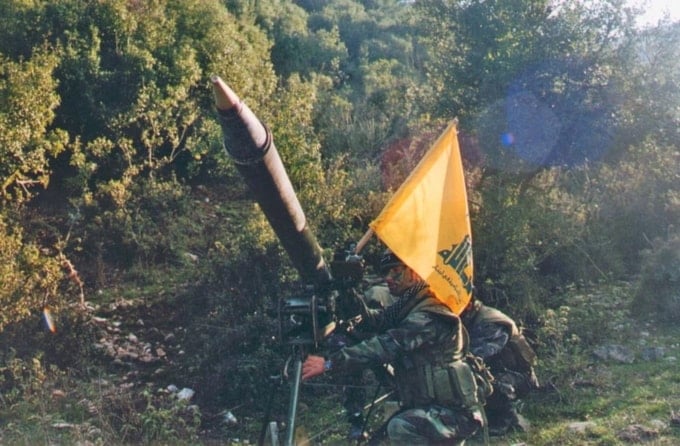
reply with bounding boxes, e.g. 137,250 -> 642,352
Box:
43,307 -> 56,333
500,132 -> 515,146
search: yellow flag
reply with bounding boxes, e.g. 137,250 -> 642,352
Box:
369,120 -> 473,315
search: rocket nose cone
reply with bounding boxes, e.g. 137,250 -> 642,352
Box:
211,75 -> 241,111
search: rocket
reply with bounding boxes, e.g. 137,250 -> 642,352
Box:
211,76 -> 331,288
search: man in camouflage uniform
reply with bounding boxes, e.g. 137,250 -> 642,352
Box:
326,283 -> 395,441
461,297 -> 539,436
303,250 -> 486,445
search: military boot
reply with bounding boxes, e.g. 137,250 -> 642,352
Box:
488,406 -> 529,436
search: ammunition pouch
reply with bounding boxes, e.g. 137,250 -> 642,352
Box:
410,355 -> 493,410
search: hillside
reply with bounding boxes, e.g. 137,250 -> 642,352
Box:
1,1 -> 678,445
2,280 -> 679,445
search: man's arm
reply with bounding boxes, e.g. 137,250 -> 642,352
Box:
303,311 -> 455,379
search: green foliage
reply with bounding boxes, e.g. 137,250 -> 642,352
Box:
416,0 -> 642,169
536,305 -> 581,360
285,0 -> 428,162
0,0 -> 277,202
524,321 -> 680,445
75,176 -> 201,285
0,49 -> 68,204
236,0 -> 349,81
634,233 -> 680,322
0,0 -> 285,304
266,75 -> 356,245
1,0 -> 680,443
0,350 -> 200,444
415,0 -> 553,120
583,139 -> 679,276
0,215 -> 64,332
614,22 -> 680,148
137,389 -> 201,443
472,136 -> 678,320
472,169 -> 586,320
0,350 -> 49,408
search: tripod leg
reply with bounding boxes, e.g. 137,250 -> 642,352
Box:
285,352 -> 303,446
264,421 -> 280,446
259,374 -> 282,446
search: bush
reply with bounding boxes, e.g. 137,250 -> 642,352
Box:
74,177 -> 198,287
0,214 -> 64,332
633,232 -> 680,323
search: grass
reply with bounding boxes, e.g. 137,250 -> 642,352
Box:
2,282 -> 680,445
511,324 -> 680,446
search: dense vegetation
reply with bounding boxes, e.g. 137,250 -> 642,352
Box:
1,0 -> 678,444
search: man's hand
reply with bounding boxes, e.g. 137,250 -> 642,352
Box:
302,355 -> 326,380
336,288 -> 368,320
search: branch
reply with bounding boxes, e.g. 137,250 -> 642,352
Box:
60,254 -> 85,307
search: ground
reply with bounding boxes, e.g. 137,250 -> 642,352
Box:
2,283 -> 680,445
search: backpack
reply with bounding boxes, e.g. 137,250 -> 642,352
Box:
493,327 -> 538,377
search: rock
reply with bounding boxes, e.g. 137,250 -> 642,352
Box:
649,419 -> 667,430
184,252 -> 199,263
592,346 -> 608,361
567,421 -> 597,434
641,346 -> 666,361
91,316 -> 108,325
515,412 -> 531,432
592,344 -> 634,363
670,411 -> 680,426
223,410 -> 238,426
607,345 -> 635,363
177,387 -> 195,401
617,423 -> 659,442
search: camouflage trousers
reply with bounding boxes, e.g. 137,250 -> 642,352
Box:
485,369 -> 537,435
384,405 -> 480,445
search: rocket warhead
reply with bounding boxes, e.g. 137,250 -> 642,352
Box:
211,75 -> 270,164
211,76 -> 331,287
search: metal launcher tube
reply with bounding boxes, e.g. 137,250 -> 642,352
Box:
211,76 -> 331,288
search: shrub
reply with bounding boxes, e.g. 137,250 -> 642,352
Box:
633,232 -> 680,323
0,214 -> 64,332
74,177 -> 198,286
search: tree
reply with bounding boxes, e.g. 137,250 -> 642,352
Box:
0,0 -> 283,288
0,50 -> 67,204
414,0 -> 678,317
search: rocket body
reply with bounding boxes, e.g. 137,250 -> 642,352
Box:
211,76 -> 331,287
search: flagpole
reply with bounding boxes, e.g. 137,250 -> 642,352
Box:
354,228 -> 374,255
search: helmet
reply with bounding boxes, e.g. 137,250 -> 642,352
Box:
379,248 -> 404,273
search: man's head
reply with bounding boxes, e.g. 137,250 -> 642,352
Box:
379,249 -> 404,274
379,249 -> 422,296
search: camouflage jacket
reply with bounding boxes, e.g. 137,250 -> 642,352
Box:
462,300 -> 537,377
328,285 -> 475,409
